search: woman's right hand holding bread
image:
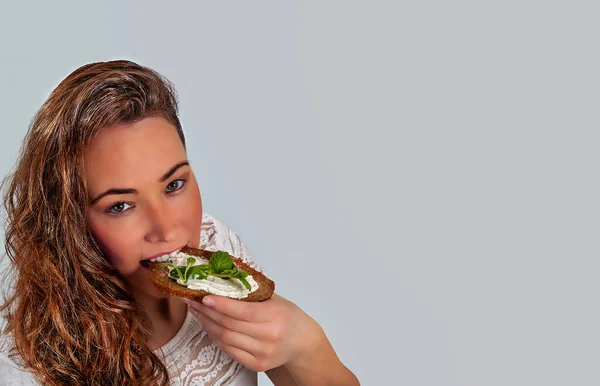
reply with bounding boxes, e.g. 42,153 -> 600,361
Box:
184,293 -> 359,385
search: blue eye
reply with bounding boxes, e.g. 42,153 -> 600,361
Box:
166,179 -> 186,193
108,202 -> 132,214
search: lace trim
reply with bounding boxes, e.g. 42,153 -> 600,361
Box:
157,314 -> 246,385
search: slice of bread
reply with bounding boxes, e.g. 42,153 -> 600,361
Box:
149,246 -> 275,302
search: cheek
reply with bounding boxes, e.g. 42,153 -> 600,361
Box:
88,215 -> 139,272
183,181 -> 203,248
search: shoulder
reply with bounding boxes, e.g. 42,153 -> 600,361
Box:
200,213 -> 262,272
200,212 -> 229,240
0,333 -> 40,385
199,212 -> 229,250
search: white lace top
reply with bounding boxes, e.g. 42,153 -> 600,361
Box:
0,213 -> 261,385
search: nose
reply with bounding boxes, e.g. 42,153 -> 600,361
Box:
144,199 -> 178,244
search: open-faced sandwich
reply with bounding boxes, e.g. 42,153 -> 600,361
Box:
149,246 -> 275,302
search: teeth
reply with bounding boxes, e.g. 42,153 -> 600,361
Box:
149,249 -> 182,263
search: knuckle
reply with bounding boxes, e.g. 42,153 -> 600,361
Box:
241,304 -> 254,321
267,345 -> 277,358
221,316 -> 237,330
267,326 -> 283,342
259,343 -> 276,358
212,326 -> 225,340
220,330 -> 234,345
255,358 -> 271,372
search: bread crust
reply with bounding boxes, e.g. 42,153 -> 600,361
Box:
149,246 -> 275,302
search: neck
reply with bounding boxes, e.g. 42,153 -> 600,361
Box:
133,293 -> 188,351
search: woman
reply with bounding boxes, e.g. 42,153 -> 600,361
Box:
0,60 -> 359,385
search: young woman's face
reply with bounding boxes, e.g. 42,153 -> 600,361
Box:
85,116 -> 203,298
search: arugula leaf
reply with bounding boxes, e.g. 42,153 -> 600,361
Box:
237,276 -> 251,291
208,272 -> 234,278
163,263 -> 185,281
169,269 -> 181,280
209,251 -> 234,273
227,270 -> 251,290
235,270 -> 248,278
189,272 -> 208,280
208,271 -> 250,289
186,265 -> 209,280
163,251 -> 252,291
183,257 -> 196,280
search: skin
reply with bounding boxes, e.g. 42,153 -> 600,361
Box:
85,116 -> 359,385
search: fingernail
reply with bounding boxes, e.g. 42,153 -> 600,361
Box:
202,297 -> 215,307
182,298 -> 192,305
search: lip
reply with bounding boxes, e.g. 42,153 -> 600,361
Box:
143,244 -> 187,262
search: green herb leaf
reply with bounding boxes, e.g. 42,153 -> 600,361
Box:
183,257 -> 196,281
209,251 -> 234,273
169,269 -> 180,280
163,262 -> 185,282
186,265 -> 209,280
189,272 -> 208,280
238,276 -> 251,291
164,251 -> 252,292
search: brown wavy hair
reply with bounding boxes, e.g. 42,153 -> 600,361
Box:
0,60 -> 186,385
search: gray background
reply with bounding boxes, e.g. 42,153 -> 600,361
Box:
0,1 -> 598,385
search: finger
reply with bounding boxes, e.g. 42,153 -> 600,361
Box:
200,295 -> 272,323
192,302 -> 264,338
189,306 -> 263,356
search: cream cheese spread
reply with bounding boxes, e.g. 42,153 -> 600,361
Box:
161,250 -> 259,299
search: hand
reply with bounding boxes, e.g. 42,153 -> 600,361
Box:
184,293 -> 323,372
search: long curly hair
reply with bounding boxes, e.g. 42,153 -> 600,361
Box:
0,60 -> 186,385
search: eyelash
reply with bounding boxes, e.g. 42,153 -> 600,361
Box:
106,178 -> 187,215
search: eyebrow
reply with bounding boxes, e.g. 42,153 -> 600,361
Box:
90,161 -> 190,205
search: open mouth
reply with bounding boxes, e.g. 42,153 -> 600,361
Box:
140,246 -> 185,270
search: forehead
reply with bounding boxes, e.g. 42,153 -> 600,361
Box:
85,116 -> 186,192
